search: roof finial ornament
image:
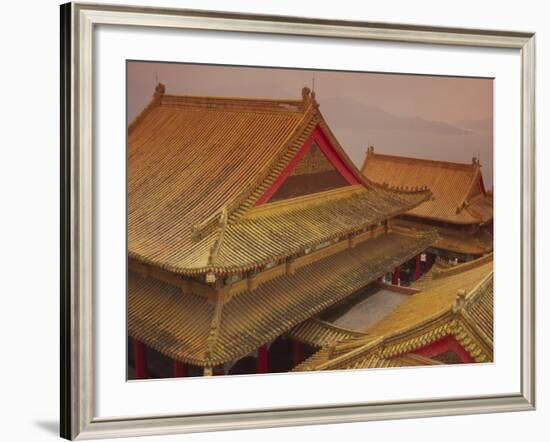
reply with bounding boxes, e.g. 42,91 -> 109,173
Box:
452,289 -> 467,313
154,82 -> 166,99
301,86 -> 311,101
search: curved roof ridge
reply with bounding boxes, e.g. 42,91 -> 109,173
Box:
203,295 -> 225,365
207,207 -> 228,267
160,93 -> 306,113
365,149 -> 479,172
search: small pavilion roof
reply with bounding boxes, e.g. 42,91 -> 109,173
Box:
128,86 -> 431,275
294,254 -> 493,371
128,230 -> 437,367
361,148 -> 493,226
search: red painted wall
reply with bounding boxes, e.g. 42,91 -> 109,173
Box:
413,335 -> 475,363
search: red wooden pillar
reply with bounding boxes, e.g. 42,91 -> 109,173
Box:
392,266 -> 400,285
173,360 -> 186,378
132,338 -> 148,379
415,255 -> 421,280
292,340 -> 303,367
256,345 -> 268,373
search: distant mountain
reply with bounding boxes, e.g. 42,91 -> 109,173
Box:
319,97 -> 471,136
455,118 -> 493,132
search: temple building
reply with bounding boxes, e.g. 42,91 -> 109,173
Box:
361,147 -> 493,264
127,84 -> 437,378
294,254 -> 493,371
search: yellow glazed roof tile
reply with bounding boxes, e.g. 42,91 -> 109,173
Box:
129,231 -> 436,367
295,255 -> 493,371
393,218 -> 493,255
128,87 -> 432,275
362,149 -> 493,225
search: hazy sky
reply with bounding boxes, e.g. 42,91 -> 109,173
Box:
128,62 -> 493,188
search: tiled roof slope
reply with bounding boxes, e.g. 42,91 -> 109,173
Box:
394,219 -> 493,255
128,86 -> 431,275
289,317 -> 367,348
361,148 -> 493,225
128,230 -> 436,367
295,255 -> 493,371
206,186 -> 427,273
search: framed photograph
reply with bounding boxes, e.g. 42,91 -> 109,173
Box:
60,2 -> 535,440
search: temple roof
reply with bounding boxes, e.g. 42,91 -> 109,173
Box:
128,86 -> 431,275
361,148 -> 493,226
295,254 -> 493,371
289,317 -> 368,348
394,219 -> 493,255
128,230 -> 437,367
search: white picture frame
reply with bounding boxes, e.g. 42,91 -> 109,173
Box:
60,2 -> 535,439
